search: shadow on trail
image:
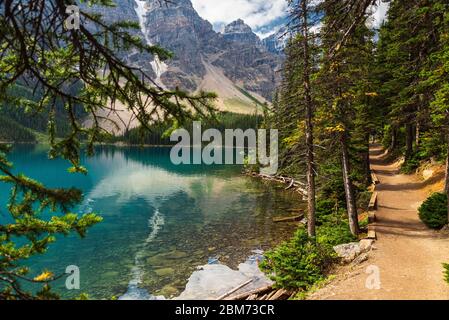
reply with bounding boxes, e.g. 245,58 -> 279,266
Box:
377,173 -> 444,192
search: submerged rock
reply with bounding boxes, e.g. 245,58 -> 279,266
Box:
159,285 -> 179,298
174,251 -> 273,300
119,285 -> 166,301
154,267 -> 175,277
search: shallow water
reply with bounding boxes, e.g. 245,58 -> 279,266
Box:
0,145 -> 303,299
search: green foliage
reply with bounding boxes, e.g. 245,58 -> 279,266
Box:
315,199 -> 337,224
260,218 -> 355,291
316,222 -> 356,248
0,0 -> 217,300
234,86 -> 266,107
377,1 -> 449,165
401,153 -> 422,174
115,112 -> 262,146
418,193 -> 448,229
417,133 -> 447,162
0,115 -> 36,142
357,191 -> 373,212
443,263 -> 449,284
260,228 -> 334,290
0,145 -> 102,299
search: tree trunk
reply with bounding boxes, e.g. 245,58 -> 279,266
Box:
364,132 -> 371,185
341,134 -> 360,236
445,132 -> 449,224
390,126 -> 397,151
301,0 -> 316,237
416,121 -> 420,148
405,123 -> 413,160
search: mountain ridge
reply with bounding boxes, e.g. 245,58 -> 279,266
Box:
91,0 -> 283,107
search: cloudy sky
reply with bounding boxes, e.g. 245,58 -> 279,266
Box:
191,0 -> 390,39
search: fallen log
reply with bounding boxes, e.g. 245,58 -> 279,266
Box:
246,172 -> 307,197
217,279 -> 253,300
285,179 -> 295,190
226,285 -> 273,301
269,289 -> 289,300
273,214 -> 304,223
266,290 -> 277,300
286,208 -> 304,213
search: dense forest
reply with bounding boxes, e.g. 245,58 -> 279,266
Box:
111,112 -> 262,145
259,0 -> 449,292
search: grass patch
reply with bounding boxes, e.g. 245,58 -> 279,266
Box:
234,86 -> 265,107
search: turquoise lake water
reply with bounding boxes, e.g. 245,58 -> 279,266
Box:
0,145 -> 303,299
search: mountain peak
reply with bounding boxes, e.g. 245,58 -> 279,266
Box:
222,19 -> 262,48
144,0 -> 193,10
224,19 -> 253,35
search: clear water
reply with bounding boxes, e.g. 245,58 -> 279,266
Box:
0,145 -> 304,299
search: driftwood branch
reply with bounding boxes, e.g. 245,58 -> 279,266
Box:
246,171 -> 307,197
273,214 -> 304,223
226,285 -> 273,301
217,279 -> 253,300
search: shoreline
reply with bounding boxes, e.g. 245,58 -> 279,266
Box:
119,250 -> 273,301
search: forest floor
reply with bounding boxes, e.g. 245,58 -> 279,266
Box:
309,144 -> 449,300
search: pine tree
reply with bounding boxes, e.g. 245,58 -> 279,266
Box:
418,2 -> 449,221
313,1 -> 376,236
286,0 -> 323,237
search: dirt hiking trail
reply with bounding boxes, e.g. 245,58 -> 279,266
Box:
310,145 -> 449,300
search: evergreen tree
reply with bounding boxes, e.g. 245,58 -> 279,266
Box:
418,2 -> 449,220
314,1 -> 376,236
285,0 -> 322,237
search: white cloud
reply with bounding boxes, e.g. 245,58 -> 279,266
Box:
191,0 -> 288,36
190,0 -> 390,38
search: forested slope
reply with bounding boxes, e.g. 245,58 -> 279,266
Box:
260,0 -> 449,294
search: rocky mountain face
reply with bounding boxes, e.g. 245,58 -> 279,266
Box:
86,0 -> 284,114
262,27 -> 290,55
222,19 -> 262,48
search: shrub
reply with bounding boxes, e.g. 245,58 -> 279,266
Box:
260,228 -> 333,290
401,154 -> 421,173
260,220 -> 355,291
443,263 -> 449,285
315,199 -> 337,224
357,191 -> 373,212
316,222 -> 357,248
418,193 -> 448,229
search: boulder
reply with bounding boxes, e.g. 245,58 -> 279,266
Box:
333,242 -> 361,263
334,239 -> 375,263
352,252 -> 369,265
359,239 -> 375,252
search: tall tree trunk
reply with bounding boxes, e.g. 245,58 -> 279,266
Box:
405,123 -> 413,160
364,132 -> 371,185
445,132 -> 449,224
390,126 -> 397,151
341,134 -> 360,236
416,120 -> 420,148
301,0 -> 316,237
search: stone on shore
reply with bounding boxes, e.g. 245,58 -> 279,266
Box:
174,251 -> 272,300
334,239 -> 374,263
